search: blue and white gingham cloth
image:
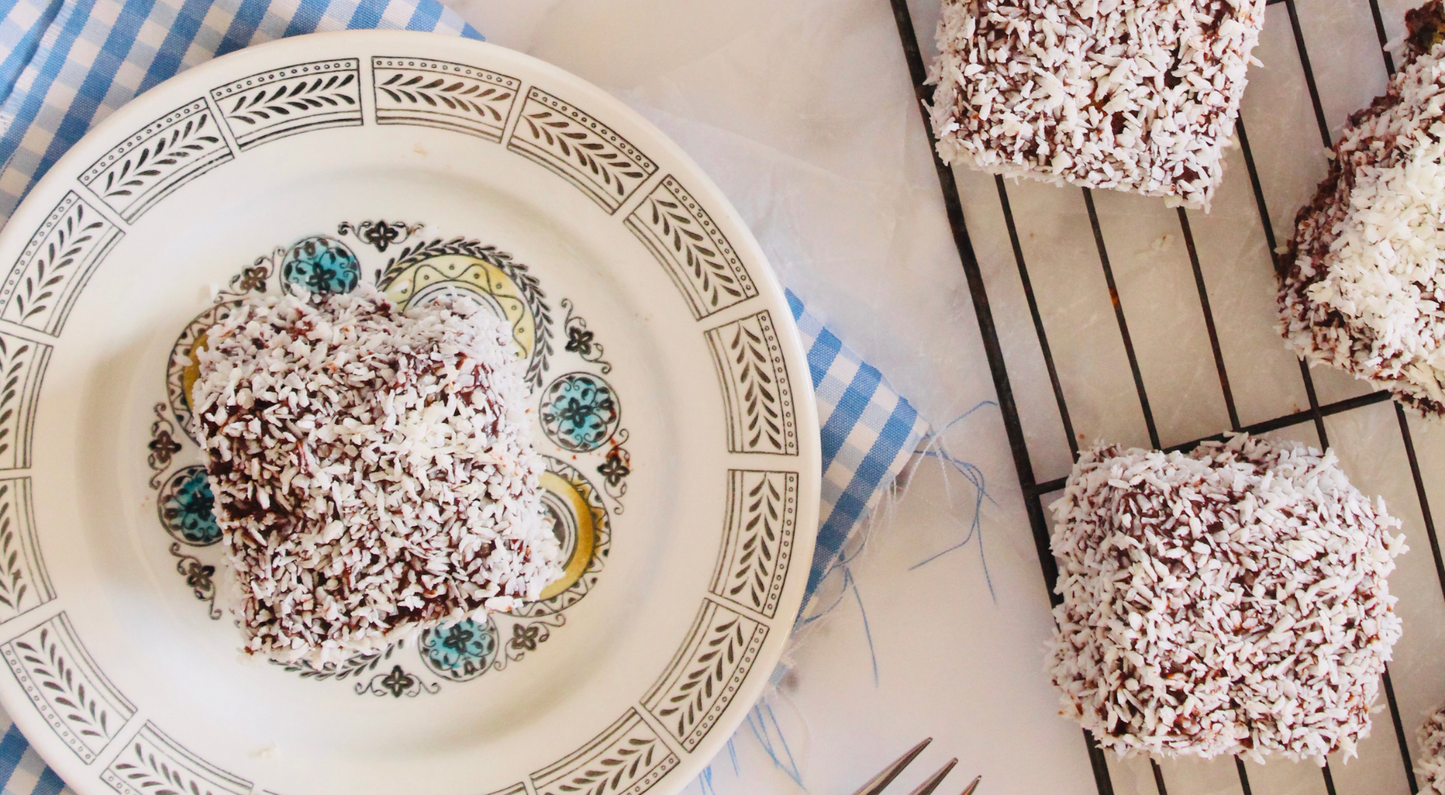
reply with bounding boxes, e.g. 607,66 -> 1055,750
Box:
0,0 -> 929,790
786,292 -> 927,602
0,0 -> 480,216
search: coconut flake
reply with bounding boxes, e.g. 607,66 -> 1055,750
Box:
1419,704 -> 1445,794
1047,434 -> 1405,762
926,0 -> 1266,209
1279,14 -> 1445,416
191,286 -> 561,666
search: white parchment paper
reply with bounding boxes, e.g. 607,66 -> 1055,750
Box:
441,2 -> 1445,794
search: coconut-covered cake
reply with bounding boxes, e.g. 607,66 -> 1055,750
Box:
1279,0 -> 1445,414
926,0 -> 1266,208
190,287 -> 560,665
1048,434 -> 1404,761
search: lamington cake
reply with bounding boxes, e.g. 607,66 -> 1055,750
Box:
190,287 -> 560,665
1278,0 -> 1445,414
1420,704 -> 1445,795
927,0 -> 1267,208
1048,435 -> 1404,761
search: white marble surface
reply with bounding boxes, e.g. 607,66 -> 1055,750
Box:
438,2 -> 1445,794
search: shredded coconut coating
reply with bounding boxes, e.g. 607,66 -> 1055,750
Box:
1420,704 -> 1445,794
1047,434 -> 1405,762
1278,7 -> 1445,415
191,287 -> 560,665
926,0 -> 1264,209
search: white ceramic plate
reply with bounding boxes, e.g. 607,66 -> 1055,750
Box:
0,31 -> 820,795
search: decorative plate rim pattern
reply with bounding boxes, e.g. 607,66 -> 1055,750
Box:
0,31 -> 820,795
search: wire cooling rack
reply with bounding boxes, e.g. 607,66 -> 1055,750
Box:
888,0 -> 1443,793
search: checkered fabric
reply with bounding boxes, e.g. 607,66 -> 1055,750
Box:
0,1 -> 928,790
787,291 -> 929,602
0,0 -> 480,221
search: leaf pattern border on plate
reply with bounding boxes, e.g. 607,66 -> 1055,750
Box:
275,642 -> 398,682
0,192 -> 122,337
211,59 -> 362,150
0,39 -> 808,793
703,310 -> 798,456
530,708 -> 679,795
102,722 -> 250,795
0,477 -> 53,625
0,332 -> 51,471
506,87 -> 656,213
709,470 -> 797,619
640,598 -> 768,752
78,99 -> 233,223
275,641 -> 439,698
372,57 -> 520,142
625,176 -> 757,320
2,613 -> 135,763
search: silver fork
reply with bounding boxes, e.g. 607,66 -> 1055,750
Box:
848,738 -> 981,795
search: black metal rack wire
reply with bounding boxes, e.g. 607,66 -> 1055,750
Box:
886,0 -> 1445,793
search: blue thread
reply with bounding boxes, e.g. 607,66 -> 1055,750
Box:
799,540 -> 880,683
848,566 -> 879,685
745,704 -> 805,787
695,736 -> 741,794
909,401 -> 999,600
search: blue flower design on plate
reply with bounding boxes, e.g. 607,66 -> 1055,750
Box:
159,465 -> 220,546
540,372 -> 619,453
420,617 -> 498,681
280,235 -> 360,294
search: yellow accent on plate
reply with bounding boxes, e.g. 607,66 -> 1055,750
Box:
538,469 -> 594,600
182,332 -> 208,411
382,254 -> 536,359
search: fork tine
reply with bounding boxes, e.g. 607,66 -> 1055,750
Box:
849,737 -> 933,795
957,775 -> 982,795
906,758 -> 957,795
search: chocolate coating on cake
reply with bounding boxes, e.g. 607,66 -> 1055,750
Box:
1419,704 -> 1445,795
191,288 -> 559,665
927,0 -> 1265,208
1048,435 -> 1404,761
1407,0 -> 1445,62
1278,4 -> 1445,414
